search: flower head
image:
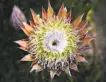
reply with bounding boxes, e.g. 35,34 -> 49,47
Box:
11,6 -> 27,29
14,2 -> 94,79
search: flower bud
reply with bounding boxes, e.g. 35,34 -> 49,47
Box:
11,5 -> 27,29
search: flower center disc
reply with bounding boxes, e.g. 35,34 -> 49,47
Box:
28,20 -> 77,61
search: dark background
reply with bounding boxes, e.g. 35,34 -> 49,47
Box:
0,0 -> 106,82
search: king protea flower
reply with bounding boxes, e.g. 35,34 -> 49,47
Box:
14,2 -> 95,79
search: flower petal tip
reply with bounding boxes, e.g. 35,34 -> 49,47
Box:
65,67 -> 72,76
42,7 -> 47,20
76,55 -> 88,63
20,55 -> 33,61
30,9 -> 40,24
72,13 -> 84,28
71,64 -> 79,72
14,40 -> 28,48
50,70 -> 56,80
30,64 -> 43,72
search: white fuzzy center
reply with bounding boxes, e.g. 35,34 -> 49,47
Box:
43,29 -> 67,53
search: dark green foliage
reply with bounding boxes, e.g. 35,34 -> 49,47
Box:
0,0 -> 105,82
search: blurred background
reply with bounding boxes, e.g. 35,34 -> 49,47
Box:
0,0 -> 105,82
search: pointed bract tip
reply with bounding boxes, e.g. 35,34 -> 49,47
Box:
30,8 -> 37,17
48,0 -> 51,7
50,70 -> 56,80
57,3 -> 66,19
76,55 -> 88,63
47,0 -> 54,18
42,7 -> 47,19
81,36 -> 95,44
30,64 -> 43,73
30,8 -> 41,23
14,40 -> 28,48
61,3 -> 64,8
30,8 -> 35,14
65,67 -> 71,76
79,27 -> 89,36
77,21 -> 87,30
72,13 -> 85,28
20,54 -> 33,61
71,64 -> 79,72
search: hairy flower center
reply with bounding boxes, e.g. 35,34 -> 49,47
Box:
43,29 -> 67,53
28,20 -> 77,61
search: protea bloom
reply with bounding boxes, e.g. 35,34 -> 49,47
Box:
14,2 -> 94,79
